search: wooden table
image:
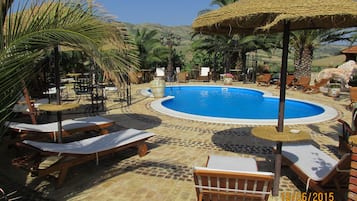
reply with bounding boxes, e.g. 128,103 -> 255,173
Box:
251,126 -> 311,196
38,103 -> 80,112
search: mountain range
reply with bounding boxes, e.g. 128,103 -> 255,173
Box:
125,23 -> 349,68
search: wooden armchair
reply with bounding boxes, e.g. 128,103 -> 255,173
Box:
193,155 -> 274,201
177,72 -> 188,83
197,67 -> 210,82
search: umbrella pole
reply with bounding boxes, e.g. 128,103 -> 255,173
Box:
54,46 -> 63,143
277,20 -> 290,132
273,21 -> 290,196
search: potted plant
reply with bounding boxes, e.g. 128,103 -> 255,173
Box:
328,79 -> 341,97
348,73 -> 357,108
223,73 -> 234,85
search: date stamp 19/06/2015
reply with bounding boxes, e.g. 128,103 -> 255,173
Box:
280,191 -> 335,201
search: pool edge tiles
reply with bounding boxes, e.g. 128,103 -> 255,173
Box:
147,85 -> 338,125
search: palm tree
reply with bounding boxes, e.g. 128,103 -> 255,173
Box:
290,29 -> 351,78
192,35 -> 233,74
193,34 -> 278,78
195,0 -> 280,81
194,0 -> 237,78
0,0 -> 139,139
198,0 -> 238,15
133,28 -> 166,70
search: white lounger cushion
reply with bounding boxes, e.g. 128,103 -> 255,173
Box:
22,128 -> 155,155
207,155 -> 258,172
282,144 -> 338,181
193,166 -> 274,177
6,116 -> 114,133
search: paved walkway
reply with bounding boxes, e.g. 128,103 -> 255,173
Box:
0,80 -> 352,201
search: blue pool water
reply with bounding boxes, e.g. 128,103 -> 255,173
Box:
161,86 -> 324,119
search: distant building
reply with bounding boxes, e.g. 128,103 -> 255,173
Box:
341,46 -> 357,61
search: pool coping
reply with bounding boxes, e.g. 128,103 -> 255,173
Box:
143,85 -> 338,125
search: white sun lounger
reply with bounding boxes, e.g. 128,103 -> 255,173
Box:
6,116 -> 115,141
281,144 -> 350,194
12,128 -> 155,187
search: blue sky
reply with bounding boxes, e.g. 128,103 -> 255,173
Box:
94,0 -> 218,26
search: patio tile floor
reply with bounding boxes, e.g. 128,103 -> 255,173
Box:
0,81 -> 351,201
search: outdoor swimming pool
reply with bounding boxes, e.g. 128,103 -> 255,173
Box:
149,85 -> 338,125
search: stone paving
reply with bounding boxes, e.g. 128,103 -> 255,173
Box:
0,80 -> 352,201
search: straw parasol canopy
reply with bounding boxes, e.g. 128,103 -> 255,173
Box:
193,0 -> 357,35
192,0 -> 357,196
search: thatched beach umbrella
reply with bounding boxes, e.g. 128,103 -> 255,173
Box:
193,0 -> 357,196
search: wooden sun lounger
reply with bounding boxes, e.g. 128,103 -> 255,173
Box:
193,155 -> 274,201
12,128 -> 155,187
303,78 -> 330,93
6,116 -> 115,141
281,144 -> 351,199
276,74 -> 295,89
292,76 -> 311,90
257,73 -> 272,86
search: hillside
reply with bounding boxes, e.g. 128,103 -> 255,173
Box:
125,23 -> 194,61
125,23 -> 349,69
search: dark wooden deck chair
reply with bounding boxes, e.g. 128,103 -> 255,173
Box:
281,144 -> 351,198
12,128 -> 155,187
193,155 -> 274,201
6,116 -> 115,141
257,73 -> 272,86
303,78 -> 330,93
292,76 -> 311,90
348,146 -> 357,200
338,108 -> 357,154
338,119 -> 355,154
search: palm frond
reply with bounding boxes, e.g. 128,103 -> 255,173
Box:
0,0 -> 139,138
